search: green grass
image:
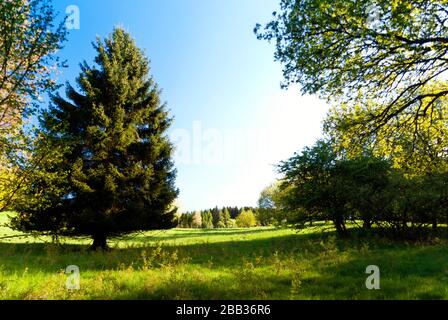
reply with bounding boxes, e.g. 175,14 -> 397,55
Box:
0,214 -> 447,300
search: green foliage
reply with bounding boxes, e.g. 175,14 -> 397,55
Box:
278,139 -> 448,237
178,207 -> 256,229
255,208 -> 275,226
257,185 -> 277,225
201,211 -> 214,229
219,208 -> 231,228
257,0 -> 448,236
191,211 -> 202,229
216,220 -> 226,229
0,0 -> 67,211
0,221 -> 448,300
217,209 -> 230,228
258,183 -> 280,209
0,0 -> 67,128
0,161 -> 15,210
8,138 -> 72,239
333,155 -> 395,230
236,210 -> 257,228
11,28 -> 178,249
177,214 -> 193,228
279,140 -> 340,229
325,84 -> 448,176
255,0 -> 448,131
227,219 -> 237,228
257,182 -> 292,226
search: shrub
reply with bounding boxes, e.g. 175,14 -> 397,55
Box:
236,210 -> 257,228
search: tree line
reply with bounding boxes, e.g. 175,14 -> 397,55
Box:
177,207 -> 259,229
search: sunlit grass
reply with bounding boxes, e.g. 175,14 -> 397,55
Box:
0,214 -> 447,300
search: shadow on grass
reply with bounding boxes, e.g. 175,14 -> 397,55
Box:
111,273 -> 293,300
302,242 -> 448,299
0,227 -> 447,299
0,228 -> 333,274
0,232 -> 306,273
98,234 -> 448,299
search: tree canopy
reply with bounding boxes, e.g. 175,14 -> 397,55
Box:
0,0 -> 66,140
277,138 -> 448,237
324,82 -> 448,176
255,0 -> 448,132
0,0 -> 66,210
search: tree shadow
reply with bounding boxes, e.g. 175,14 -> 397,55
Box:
111,273 -> 292,300
0,228 -> 326,275
0,227 -> 447,300
301,242 -> 448,299
0,234 -> 298,273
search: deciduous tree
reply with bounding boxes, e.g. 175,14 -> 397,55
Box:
236,210 -> 257,228
0,0 -> 66,210
255,0 -> 448,133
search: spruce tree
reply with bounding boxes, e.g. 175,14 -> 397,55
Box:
222,208 -> 231,227
201,210 -> 213,229
216,210 -> 225,228
12,28 -> 178,249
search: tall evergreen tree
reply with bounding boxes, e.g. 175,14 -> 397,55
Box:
211,207 -> 220,227
201,210 -> 213,229
12,28 -> 178,249
221,208 -> 231,228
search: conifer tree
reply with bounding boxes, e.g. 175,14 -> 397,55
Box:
201,210 -> 213,229
222,208 -> 231,227
12,28 -> 178,249
216,209 -> 226,228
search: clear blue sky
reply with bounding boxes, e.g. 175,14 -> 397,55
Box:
51,0 -> 329,212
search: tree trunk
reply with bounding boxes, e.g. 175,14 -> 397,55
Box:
432,220 -> 438,231
363,220 -> 372,230
335,222 -> 344,236
91,234 -> 108,251
51,233 -> 60,244
334,215 -> 346,237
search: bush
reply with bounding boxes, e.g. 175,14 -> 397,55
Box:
216,221 -> 226,229
256,208 -> 276,226
236,210 -> 257,228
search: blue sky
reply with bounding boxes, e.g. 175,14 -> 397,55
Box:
51,0 -> 329,212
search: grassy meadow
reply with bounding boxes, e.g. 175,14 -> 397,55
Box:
0,213 -> 447,300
